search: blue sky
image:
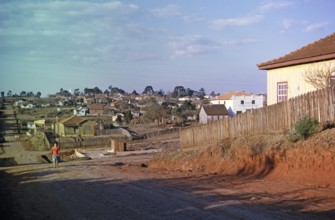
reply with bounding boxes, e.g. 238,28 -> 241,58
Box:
1,0 -> 334,97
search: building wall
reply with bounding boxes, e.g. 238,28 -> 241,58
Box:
267,60 -> 335,105
232,95 -> 265,115
79,121 -> 95,136
198,107 -> 208,124
210,100 -> 233,115
211,97 -> 264,116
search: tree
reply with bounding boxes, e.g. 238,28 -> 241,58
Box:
123,110 -> 133,124
210,91 -> 219,97
181,100 -> 195,111
74,89 -> 80,96
93,86 -> 102,94
304,64 -> 335,89
20,91 -> 26,97
198,87 -> 206,100
172,86 -> 186,97
110,87 -> 125,94
157,89 -> 165,97
27,91 -> 34,97
132,90 -> 139,95
7,90 -> 12,97
35,91 -> 41,98
143,103 -> 167,125
143,86 -> 154,95
1,91 -> 4,98
186,88 -> 194,97
115,115 -> 123,125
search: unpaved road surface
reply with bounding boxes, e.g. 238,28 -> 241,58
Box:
1,150 -> 335,220
1,105 -> 335,219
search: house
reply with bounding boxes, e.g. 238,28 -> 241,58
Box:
258,32 -> 335,105
199,104 -> 229,124
24,103 -> 36,109
27,122 -> 36,131
210,91 -> 264,116
131,109 -> 141,118
88,103 -> 104,115
95,94 -> 108,105
55,115 -> 95,137
74,107 -> 89,116
26,119 -> 45,132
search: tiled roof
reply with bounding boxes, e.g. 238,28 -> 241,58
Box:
258,32 -> 335,70
89,103 -> 104,110
202,105 -> 229,116
214,91 -> 253,100
59,115 -> 87,126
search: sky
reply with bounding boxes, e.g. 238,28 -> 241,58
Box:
1,0 -> 334,97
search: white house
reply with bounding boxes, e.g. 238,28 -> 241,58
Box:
24,103 -> 36,109
210,91 -> 264,116
74,107 -> 89,116
258,32 -> 335,105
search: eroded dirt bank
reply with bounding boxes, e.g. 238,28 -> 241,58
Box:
149,128 -> 335,188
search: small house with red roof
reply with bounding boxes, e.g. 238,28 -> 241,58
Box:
258,33 -> 335,105
210,91 -> 265,116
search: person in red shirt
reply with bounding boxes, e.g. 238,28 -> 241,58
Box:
50,142 -> 60,168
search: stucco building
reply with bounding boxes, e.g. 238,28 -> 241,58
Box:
258,32 -> 335,106
210,91 -> 265,116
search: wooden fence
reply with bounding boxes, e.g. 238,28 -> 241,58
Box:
180,87 -> 335,149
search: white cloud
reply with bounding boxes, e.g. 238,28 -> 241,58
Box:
210,15 -> 263,30
168,35 -> 221,58
281,19 -> 310,32
303,22 -> 328,32
223,39 -> 259,46
282,19 -> 296,29
0,1 -> 143,64
182,13 -> 203,22
151,4 -> 181,17
258,1 -> 294,13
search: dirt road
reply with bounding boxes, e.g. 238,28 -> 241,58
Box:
1,105 -> 335,219
1,150 -> 335,220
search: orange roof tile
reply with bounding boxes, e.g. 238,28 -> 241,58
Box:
258,32 -> 335,70
214,91 -> 253,100
89,103 -> 104,110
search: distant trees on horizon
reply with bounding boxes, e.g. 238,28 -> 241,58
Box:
2,85 -> 221,99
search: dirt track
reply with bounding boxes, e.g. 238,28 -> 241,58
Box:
1,104 -> 335,219
1,149 -> 335,220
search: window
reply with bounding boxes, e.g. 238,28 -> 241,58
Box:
241,100 -> 244,104
252,100 -> 255,104
277,82 -> 288,102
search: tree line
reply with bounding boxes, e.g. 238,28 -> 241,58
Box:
2,85 -> 220,99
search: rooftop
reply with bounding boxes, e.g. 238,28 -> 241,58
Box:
258,32 -> 335,70
202,104 -> 229,116
214,91 -> 253,100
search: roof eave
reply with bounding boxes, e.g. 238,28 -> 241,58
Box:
258,53 -> 335,70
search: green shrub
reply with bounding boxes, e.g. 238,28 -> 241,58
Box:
287,133 -> 300,143
294,116 -> 318,139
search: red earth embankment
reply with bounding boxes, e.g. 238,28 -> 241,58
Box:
149,128 -> 335,188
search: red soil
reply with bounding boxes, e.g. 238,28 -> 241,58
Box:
149,128 -> 335,188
